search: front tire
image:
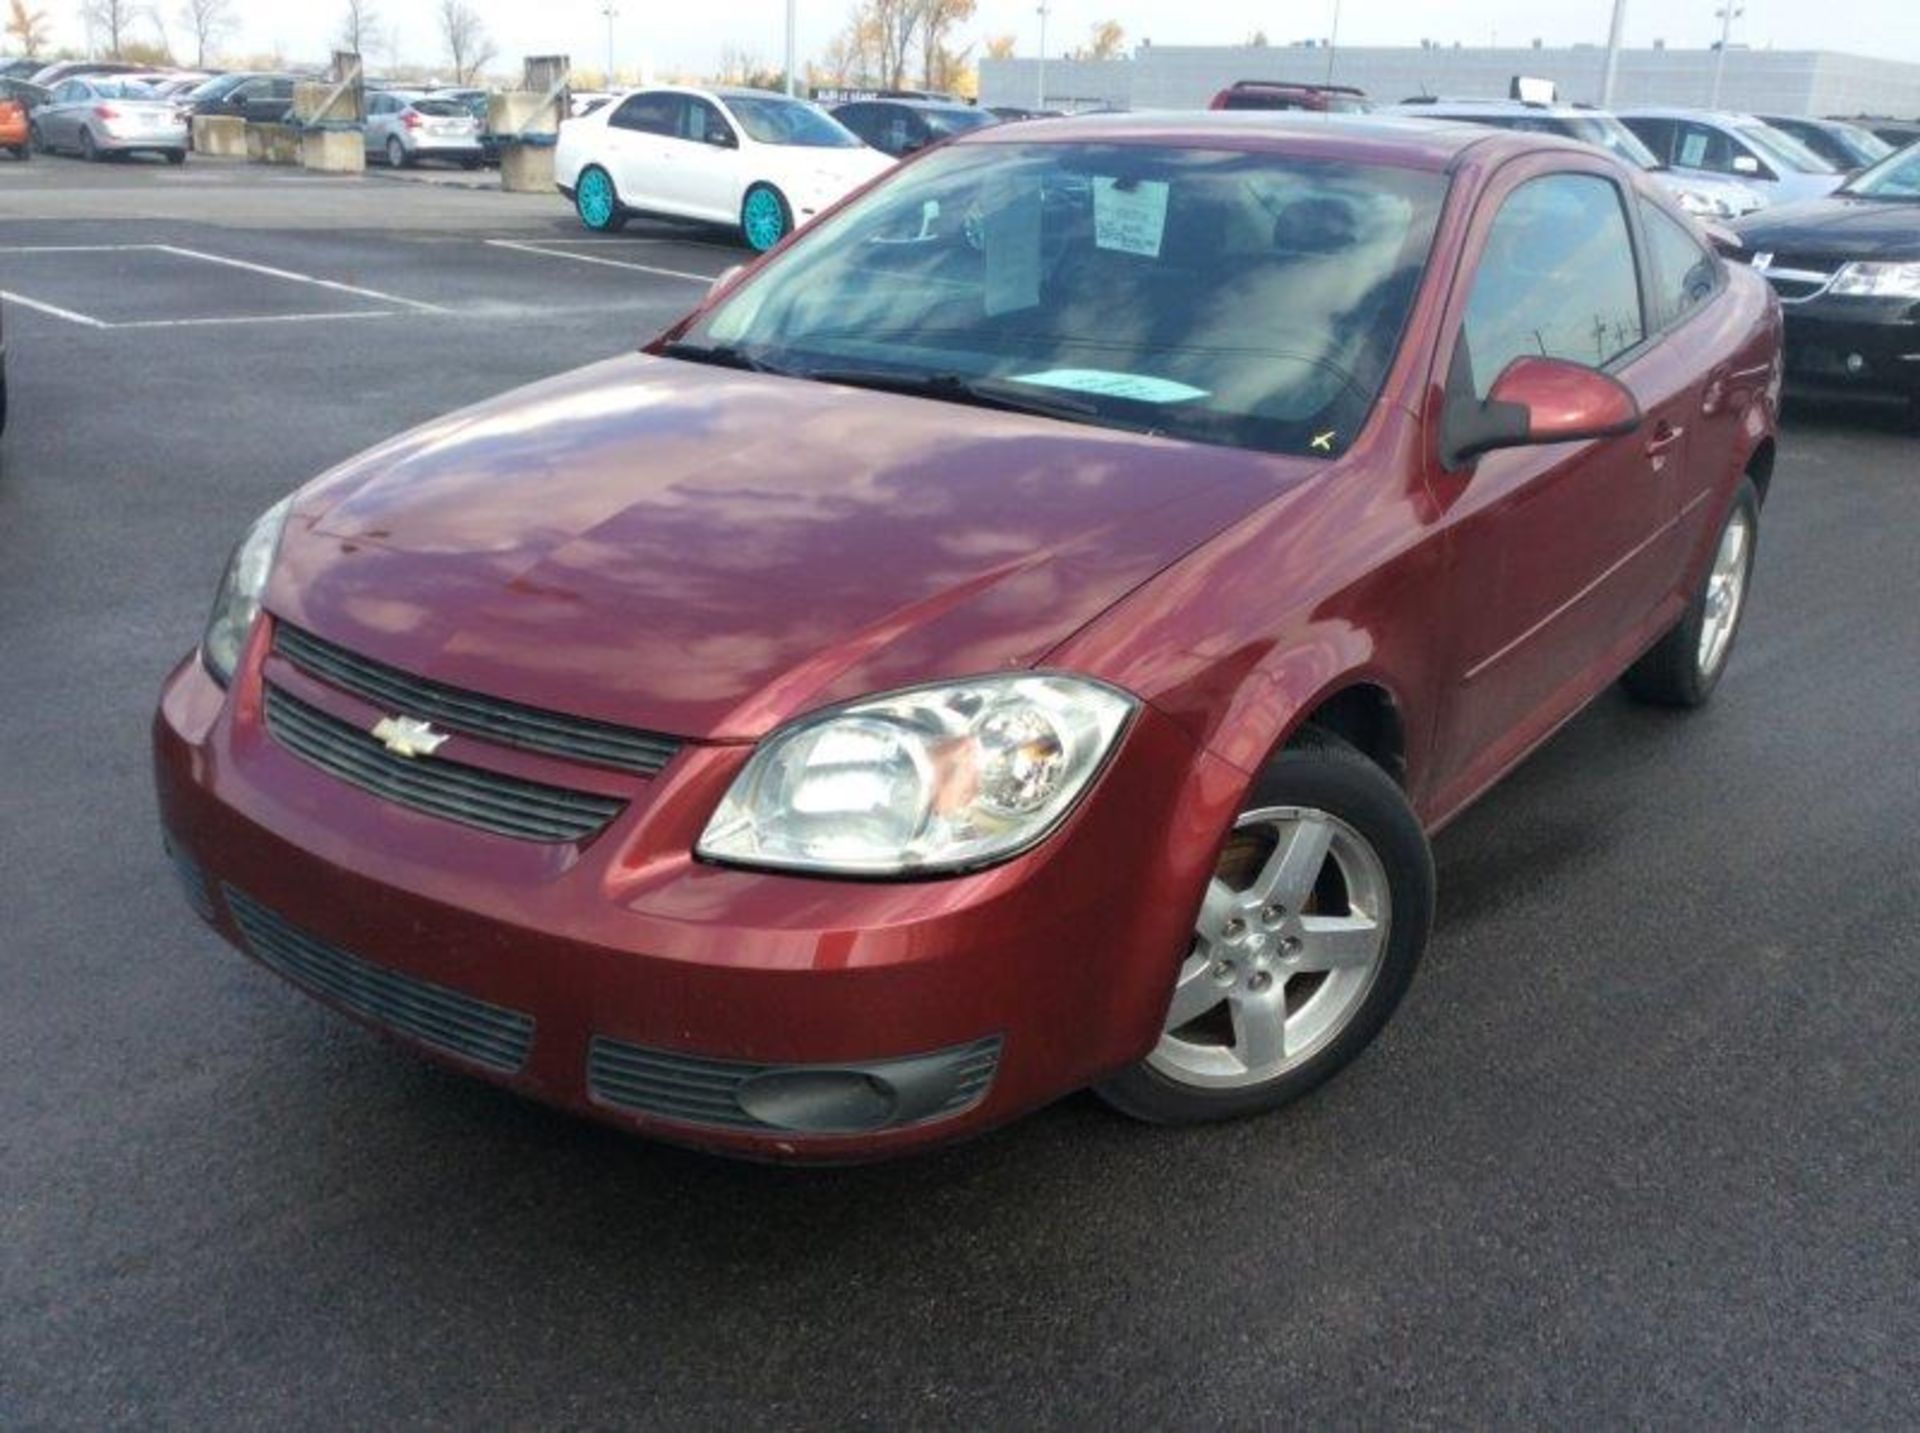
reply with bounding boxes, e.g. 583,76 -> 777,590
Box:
573,165 -> 626,231
165,148 -> 186,166
1623,478 -> 1759,708
1097,729 -> 1434,1125
740,182 -> 791,253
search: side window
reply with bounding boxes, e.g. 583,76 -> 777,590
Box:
1625,117 -> 1675,164
1640,201 -> 1721,328
610,92 -> 678,136
882,113 -> 910,153
1460,173 -> 1646,396
681,98 -> 729,145
1676,122 -> 1731,173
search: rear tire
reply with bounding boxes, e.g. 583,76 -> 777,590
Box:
1623,478 -> 1760,709
1096,729 -> 1434,1125
79,128 -> 99,162
573,165 -> 627,231
165,148 -> 186,166
740,182 -> 792,253
386,135 -> 409,169
10,144 -> 26,161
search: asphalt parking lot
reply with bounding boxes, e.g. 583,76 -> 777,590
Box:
4,157 -> 1918,1427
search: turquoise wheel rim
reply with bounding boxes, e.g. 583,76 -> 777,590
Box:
743,187 -> 787,252
577,168 -> 616,229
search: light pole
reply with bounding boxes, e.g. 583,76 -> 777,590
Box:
1036,1 -> 1049,110
785,0 -> 797,95
1709,2 -> 1743,107
1599,0 -> 1627,106
601,4 -> 617,84
1325,0 -> 1341,84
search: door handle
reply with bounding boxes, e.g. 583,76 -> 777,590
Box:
1645,421 -> 1686,459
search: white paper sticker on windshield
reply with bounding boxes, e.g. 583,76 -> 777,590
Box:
1013,369 -> 1209,404
1093,178 -> 1170,257
1679,132 -> 1709,168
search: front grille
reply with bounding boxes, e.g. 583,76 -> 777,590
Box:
226,886 -> 535,1072
1753,255 -> 1835,304
587,1034 -> 1002,1134
265,684 -> 624,842
274,624 -> 682,777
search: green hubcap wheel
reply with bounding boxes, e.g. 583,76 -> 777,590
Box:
743,187 -> 788,252
577,169 -> 617,230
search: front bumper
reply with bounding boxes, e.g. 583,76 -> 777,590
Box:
1778,297 -> 1920,398
154,630 -> 1242,1161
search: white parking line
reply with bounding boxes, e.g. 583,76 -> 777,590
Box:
111,311 -> 397,330
0,288 -> 110,327
484,238 -> 715,283
0,241 -> 443,319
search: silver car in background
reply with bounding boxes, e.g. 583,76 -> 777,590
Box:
1618,108 -> 1845,208
364,91 -> 483,169
31,76 -> 188,163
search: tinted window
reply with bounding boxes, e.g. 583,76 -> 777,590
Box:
1641,202 -> 1719,327
610,92 -> 679,135
1462,173 -> 1644,395
923,106 -> 993,138
1847,146 -> 1920,198
1621,117 -> 1676,164
411,98 -> 469,117
692,143 -> 1448,457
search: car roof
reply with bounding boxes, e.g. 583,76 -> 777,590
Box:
1616,107 -> 1763,124
834,97 -> 975,113
1392,98 -> 1596,116
957,111 -> 1534,171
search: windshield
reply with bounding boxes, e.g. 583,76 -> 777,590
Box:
724,95 -> 862,148
1844,145 -> 1920,199
1564,115 -> 1662,170
686,142 -> 1447,458
1829,122 -> 1894,165
1735,122 -> 1838,175
924,107 -> 995,139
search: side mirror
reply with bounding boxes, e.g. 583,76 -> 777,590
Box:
1730,154 -> 1761,176
705,128 -> 736,148
1700,220 -> 1743,257
708,264 -> 744,302
1442,355 -> 1641,468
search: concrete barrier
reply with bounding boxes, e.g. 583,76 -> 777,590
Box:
245,123 -> 301,165
191,115 -> 247,157
299,129 -> 364,173
490,89 -> 560,194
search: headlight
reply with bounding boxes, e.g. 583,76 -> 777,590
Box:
1830,261 -> 1920,299
697,675 -> 1136,875
1674,187 -> 1729,219
200,495 -> 292,685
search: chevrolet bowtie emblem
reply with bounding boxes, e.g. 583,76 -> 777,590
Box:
371,714 -> 450,759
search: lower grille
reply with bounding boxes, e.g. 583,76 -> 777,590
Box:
226,887 -> 535,1073
264,684 -> 624,843
587,1034 -> 1002,1135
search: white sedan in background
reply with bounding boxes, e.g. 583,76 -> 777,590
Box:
553,86 -> 894,251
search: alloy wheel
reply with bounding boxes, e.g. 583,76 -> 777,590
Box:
1697,505 -> 1753,679
742,186 -> 788,252
576,168 -> 617,229
1147,805 -> 1392,1089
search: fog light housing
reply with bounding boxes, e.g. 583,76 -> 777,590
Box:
736,1069 -> 897,1133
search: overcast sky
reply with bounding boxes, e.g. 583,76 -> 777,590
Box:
43,0 -> 1920,75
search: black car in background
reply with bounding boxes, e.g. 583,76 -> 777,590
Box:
1734,143 -> 1920,417
187,73 -> 303,125
1756,115 -> 1893,171
830,97 -> 994,156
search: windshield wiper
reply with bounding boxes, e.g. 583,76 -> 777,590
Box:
801,368 -> 1117,423
657,340 -> 789,375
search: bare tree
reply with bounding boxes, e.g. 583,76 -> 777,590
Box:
5,0 -> 51,56
438,0 -> 495,85
80,0 -> 141,58
335,0 -> 380,58
176,0 -> 231,67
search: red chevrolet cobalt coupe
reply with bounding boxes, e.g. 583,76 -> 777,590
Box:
156,116 -> 1781,1160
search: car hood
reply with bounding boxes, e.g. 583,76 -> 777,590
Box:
269,354 -> 1301,741
1734,194 -> 1920,261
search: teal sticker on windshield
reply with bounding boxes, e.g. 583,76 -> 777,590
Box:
1013,369 -> 1211,405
